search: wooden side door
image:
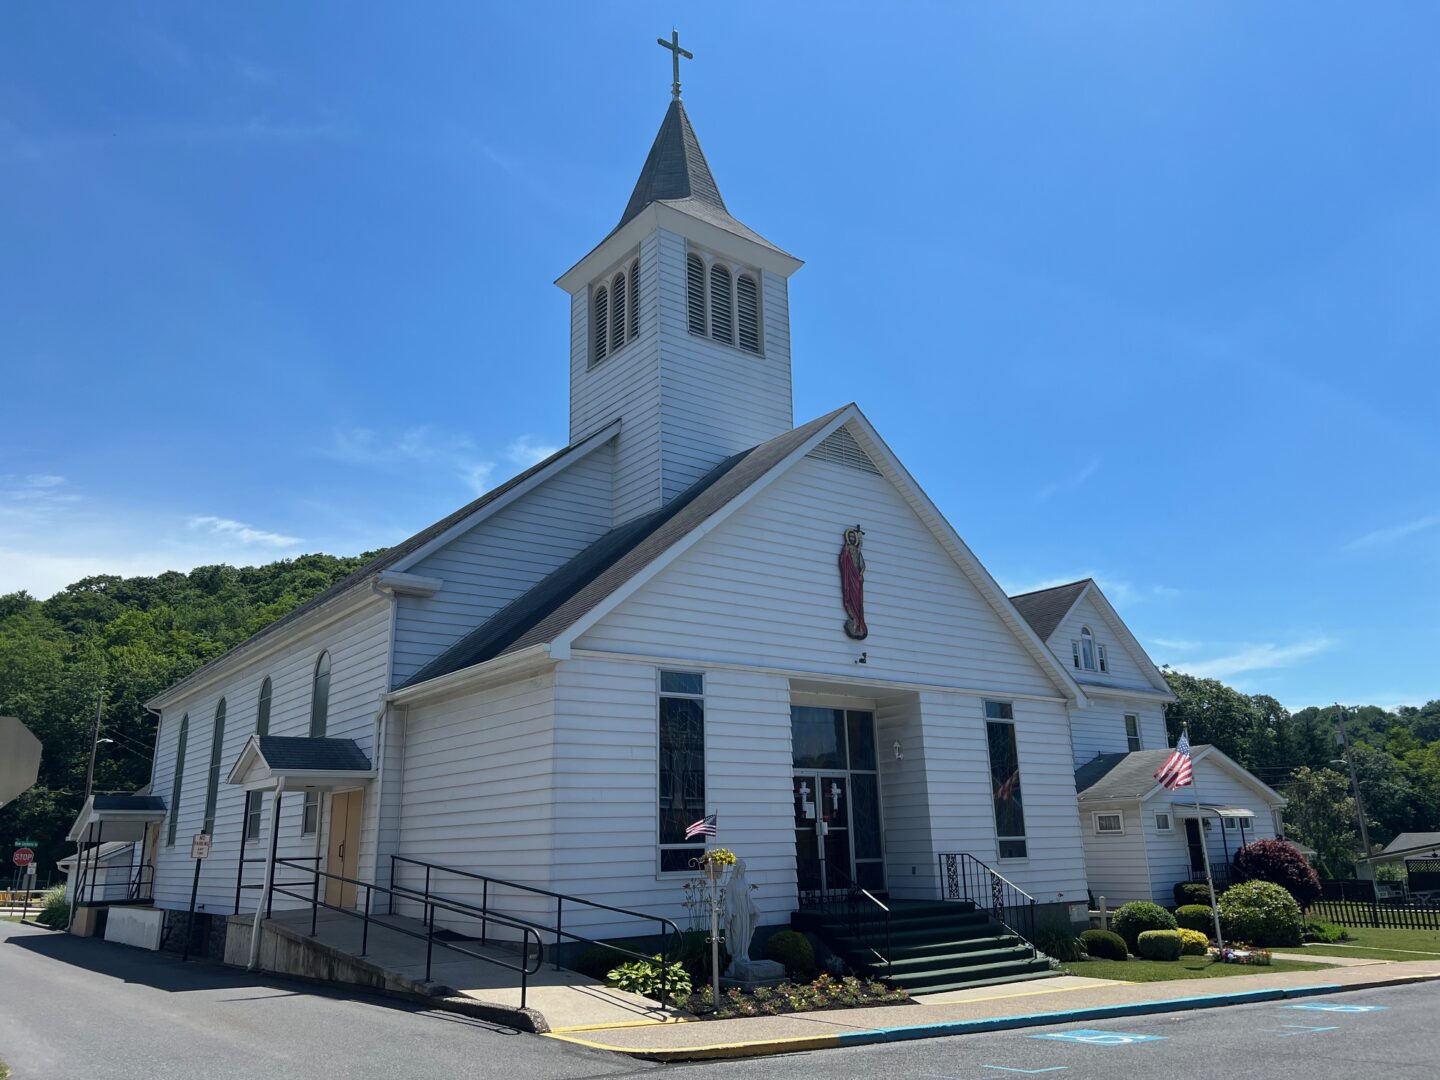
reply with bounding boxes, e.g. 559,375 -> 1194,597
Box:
324,790 -> 363,909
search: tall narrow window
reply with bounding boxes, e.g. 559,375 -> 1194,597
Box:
592,284 -> 609,365
610,271 -> 627,353
256,676 -> 272,737
658,670 -> 706,872
167,713 -> 189,846
686,254 -> 707,335
245,792 -> 263,841
202,698 -> 226,834
1124,713 -> 1142,752
984,701 -> 1027,859
301,791 -> 320,836
1071,640 -> 1081,669
736,273 -> 760,353
628,259 -> 640,339
709,264 -> 733,344
1097,643 -> 1109,673
310,651 -> 331,738
1080,627 -> 1096,671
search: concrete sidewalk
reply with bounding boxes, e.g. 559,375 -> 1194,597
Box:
544,958 -> 1440,1060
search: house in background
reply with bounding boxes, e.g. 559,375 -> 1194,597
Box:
1010,579 -> 1287,906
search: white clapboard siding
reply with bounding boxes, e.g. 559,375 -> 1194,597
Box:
149,598 -> 391,915
655,231 -> 793,501
1078,803 -> 1153,907
1143,759 -> 1281,904
392,672 -> 558,930
570,232 -> 664,525
548,658 -> 798,939
1070,702 -> 1169,765
1049,593 -> 1156,692
920,692 -> 1089,904
876,695 -> 936,900
390,446 -> 615,686
577,453 -> 1062,696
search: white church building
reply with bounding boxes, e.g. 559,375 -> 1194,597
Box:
106,78 -> 1286,987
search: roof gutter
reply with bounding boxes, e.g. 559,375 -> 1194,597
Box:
385,643 -> 555,706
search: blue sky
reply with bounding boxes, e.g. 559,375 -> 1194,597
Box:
2,4 -> 1436,710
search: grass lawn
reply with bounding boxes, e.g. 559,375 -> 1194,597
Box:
1298,926 -> 1440,961
1061,956 -> 1335,982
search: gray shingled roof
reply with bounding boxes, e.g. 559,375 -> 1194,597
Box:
610,99 -> 791,257
149,439 -> 587,706
257,736 -> 372,773
1009,579 -> 1090,642
1381,832 -> 1440,855
1074,746 -> 1213,801
402,407 -> 849,688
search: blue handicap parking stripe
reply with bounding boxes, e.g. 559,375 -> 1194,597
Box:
1029,1029 -> 1167,1046
1283,1003 -> 1389,1013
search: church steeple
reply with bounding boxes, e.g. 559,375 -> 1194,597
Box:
557,45 -> 804,526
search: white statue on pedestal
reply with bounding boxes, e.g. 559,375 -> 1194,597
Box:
723,858 -> 758,976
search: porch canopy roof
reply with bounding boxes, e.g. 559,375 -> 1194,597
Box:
66,794 -> 167,844
1171,804 -> 1256,821
225,734 -> 374,793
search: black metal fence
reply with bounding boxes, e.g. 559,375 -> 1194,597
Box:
1307,897 -> 1440,930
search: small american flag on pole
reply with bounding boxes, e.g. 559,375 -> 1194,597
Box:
685,813 -> 718,839
1154,732 -> 1193,790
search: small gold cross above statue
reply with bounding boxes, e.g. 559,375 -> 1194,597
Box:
657,29 -> 693,101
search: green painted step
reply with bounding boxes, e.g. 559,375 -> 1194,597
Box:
903,968 -> 1059,996
884,944 -> 1038,974
833,933 -> 1020,961
888,956 -> 1053,993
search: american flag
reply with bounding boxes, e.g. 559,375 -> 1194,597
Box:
685,813 -> 718,839
1154,732 -> 1193,790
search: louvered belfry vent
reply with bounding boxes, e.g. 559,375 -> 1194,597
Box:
686,254 -> 707,335
736,274 -> 760,352
592,285 -> 609,364
807,426 -> 881,475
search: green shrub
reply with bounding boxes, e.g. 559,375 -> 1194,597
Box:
1079,928 -> 1128,960
35,884 -> 69,930
1035,925 -> 1086,962
1111,901 -> 1177,952
763,931 -> 815,979
1173,881 -> 1213,907
572,940 -> 644,980
1374,862 -> 1406,883
1218,881 -> 1303,947
677,929 -> 730,985
606,955 -> 692,1000
1175,904 -> 1216,934
1177,928 -> 1209,955
1302,920 -> 1349,944
1137,930 -> 1183,961
1232,839 -> 1322,907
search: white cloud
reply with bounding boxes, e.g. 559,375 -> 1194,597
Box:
188,516 -> 301,548
1037,456 -> 1102,500
1345,513 -> 1440,551
326,425 -> 560,496
1002,572 -> 1177,607
1150,637 -> 1203,651
1176,638 -> 1336,680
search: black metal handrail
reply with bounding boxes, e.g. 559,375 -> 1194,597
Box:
938,852 -> 1037,953
388,854 -> 685,1006
235,854 -> 321,915
267,857 -> 545,1008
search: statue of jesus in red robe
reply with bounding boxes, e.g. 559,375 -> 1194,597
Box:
839,525 -> 868,640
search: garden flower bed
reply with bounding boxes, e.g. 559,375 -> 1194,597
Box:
673,974 -> 910,1019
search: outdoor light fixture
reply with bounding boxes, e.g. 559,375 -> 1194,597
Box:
893,740 -> 904,761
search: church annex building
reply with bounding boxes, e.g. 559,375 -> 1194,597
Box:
73,76 -> 1287,993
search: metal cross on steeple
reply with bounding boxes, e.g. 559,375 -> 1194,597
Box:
656,29 -> 693,100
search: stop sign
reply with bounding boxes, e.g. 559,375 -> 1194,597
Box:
12,847 -> 34,867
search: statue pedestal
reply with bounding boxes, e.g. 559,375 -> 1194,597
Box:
721,957 -> 788,991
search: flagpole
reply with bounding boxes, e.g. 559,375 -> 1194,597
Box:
1184,726 -> 1226,951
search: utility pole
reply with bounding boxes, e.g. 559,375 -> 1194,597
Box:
84,684 -> 105,801
1334,703 -> 1373,858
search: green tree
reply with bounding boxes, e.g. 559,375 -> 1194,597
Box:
1284,767 -> 1361,878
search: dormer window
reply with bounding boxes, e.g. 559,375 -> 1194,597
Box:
590,254 -> 641,366
686,247 -> 762,354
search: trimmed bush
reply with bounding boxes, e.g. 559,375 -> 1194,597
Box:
1218,880 -> 1304,947
1035,926 -> 1086,962
1175,904 -> 1216,934
1177,928 -> 1209,955
35,884 -> 69,930
1137,930 -> 1183,961
1303,920 -> 1349,944
763,931 -> 815,979
1173,881 -> 1213,908
1079,928 -> 1128,961
1111,901 -> 1177,953
1232,839 -> 1322,908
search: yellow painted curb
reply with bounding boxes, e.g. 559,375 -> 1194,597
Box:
548,1016 -> 690,1033
919,981 -> 1133,1005
542,1030 -> 843,1060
